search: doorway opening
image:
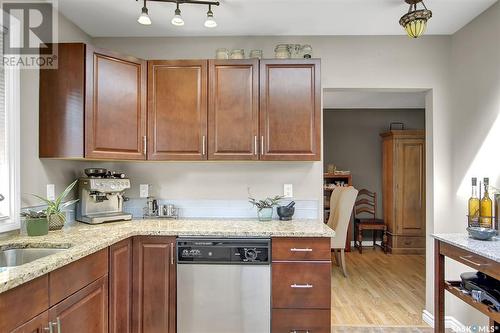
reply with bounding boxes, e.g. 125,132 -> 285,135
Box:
323,88 -> 429,328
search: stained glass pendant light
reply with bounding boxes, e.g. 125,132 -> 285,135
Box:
399,0 -> 432,38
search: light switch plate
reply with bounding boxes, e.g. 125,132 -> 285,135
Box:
140,184 -> 149,198
283,184 -> 293,198
46,184 -> 55,201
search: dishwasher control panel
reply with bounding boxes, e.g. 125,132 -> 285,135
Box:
177,238 -> 270,264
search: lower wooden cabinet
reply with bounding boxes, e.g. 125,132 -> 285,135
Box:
109,239 -> 133,333
271,237 -> 331,333
48,275 -> 108,333
272,309 -> 331,333
10,311 -> 48,333
132,236 -> 176,333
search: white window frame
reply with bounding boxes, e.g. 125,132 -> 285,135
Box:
0,16 -> 21,233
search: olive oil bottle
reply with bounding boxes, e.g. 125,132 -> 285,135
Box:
480,177 -> 493,228
468,177 -> 480,226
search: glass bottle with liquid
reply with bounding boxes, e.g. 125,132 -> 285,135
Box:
468,177 -> 480,226
480,177 -> 493,228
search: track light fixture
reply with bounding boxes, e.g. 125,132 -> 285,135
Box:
399,0 -> 432,38
137,0 -> 152,25
136,0 -> 220,28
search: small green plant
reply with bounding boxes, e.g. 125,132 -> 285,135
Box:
31,180 -> 79,220
248,195 -> 284,211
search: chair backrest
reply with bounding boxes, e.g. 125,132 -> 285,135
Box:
354,189 -> 377,219
328,186 -> 358,249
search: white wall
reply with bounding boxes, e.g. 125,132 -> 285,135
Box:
20,13 -> 92,206
447,1 -> 500,326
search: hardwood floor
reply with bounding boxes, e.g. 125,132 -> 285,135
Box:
331,247 -> 427,327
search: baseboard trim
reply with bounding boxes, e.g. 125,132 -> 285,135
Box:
422,309 -> 466,332
350,240 -> 382,247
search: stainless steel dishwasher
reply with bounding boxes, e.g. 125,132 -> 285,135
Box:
177,238 -> 271,333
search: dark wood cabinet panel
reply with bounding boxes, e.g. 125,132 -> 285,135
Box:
272,262 -> 331,309
148,60 -> 208,160
272,237 -> 331,261
0,276 -> 48,332
132,236 -> 176,333
272,309 -> 330,333
260,59 -> 321,161
208,59 -> 259,160
109,239 -> 132,333
48,275 -> 108,333
10,311 -> 49,333
49,248 -> 108,306
85,46 -> 147,160
39,43 -> 85,158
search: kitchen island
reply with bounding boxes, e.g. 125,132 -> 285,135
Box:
433,233 -> 500,333
0,218 -> 335,333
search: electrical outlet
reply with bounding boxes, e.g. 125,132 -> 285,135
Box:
283,184 -> 293,198
46,184 -> 55,200
140,184 -> 149,198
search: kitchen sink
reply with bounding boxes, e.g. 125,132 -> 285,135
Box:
0,246 -> 71,267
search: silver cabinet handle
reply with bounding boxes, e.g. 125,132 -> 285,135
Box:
254,136 -> 258,155
50,319 -> 61,333
143,136 -> 147,156
170,242 -> 174,265
202,135 -> 206,155
290,331 -> 310,333
459,255 -> 487,267
261,136 -> 264,155
290,283 -> 313,289
290,248 -> 313,252
43,326 -> 52,333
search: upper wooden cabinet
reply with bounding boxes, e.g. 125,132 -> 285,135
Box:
260,59 -> 321,161
148,60 -> 207,161
39,43 -> 147,160
85,47 -> 147,160
40,45 -> 321,162
208,59 -> 259,160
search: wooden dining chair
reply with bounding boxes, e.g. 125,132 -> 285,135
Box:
354,189 -> 387,254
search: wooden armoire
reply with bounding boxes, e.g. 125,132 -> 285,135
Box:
381,130 -> 425,254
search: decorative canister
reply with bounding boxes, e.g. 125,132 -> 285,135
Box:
230,49 -> 245,59
274,44 -> 290,59
302,44 -> 313,58
249,49 -> 263,59
288,44 -> 303,58
216,48 -> 229,59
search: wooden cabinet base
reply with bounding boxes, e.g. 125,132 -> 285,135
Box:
272,309 -> 330,333
387,234 -> 425,254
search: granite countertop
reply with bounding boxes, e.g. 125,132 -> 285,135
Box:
432,233 -> 500,263
0,218 -> 335,293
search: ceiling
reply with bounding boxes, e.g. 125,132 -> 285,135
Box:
57,0 -> 498,37
323,89 -> 427,109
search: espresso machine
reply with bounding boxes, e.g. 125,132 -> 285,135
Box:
76,168 -> 133,224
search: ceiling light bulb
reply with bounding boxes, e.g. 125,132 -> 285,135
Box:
137,6 -> 152,25
204,7 -> 217,28
171,7 -> 184,26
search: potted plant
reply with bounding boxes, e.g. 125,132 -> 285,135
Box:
20,210 -> 49,236
31,180 -> 79,231
248,195 -> 284,221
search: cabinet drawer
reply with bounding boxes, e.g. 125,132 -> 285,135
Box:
0,276 -> 48,332
272,309 -> 330,333
49,248 -> 108,306
272,262 -> 330,309
272,238 -> 330,261
394,236 -> 425,249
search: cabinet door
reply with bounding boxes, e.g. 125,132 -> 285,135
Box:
48,276 -> 108,333
260,59 -> 321,161
109,239 -> 132,333
85,47 -> 147,160
132,237 -> 176,333
395,139 -> 425,236
208,59 -> 259,160
148,60 -> 208,160
10,312 -> 48,333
